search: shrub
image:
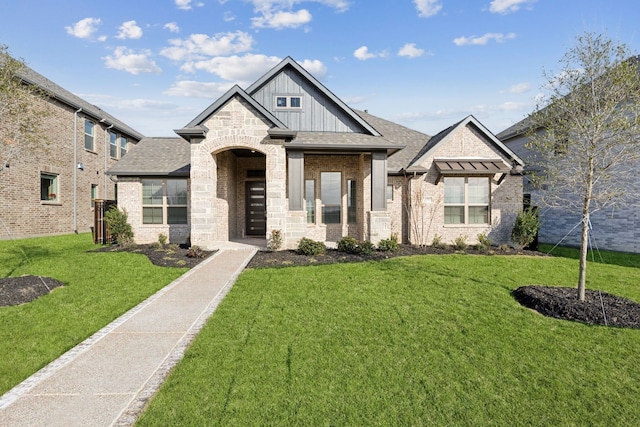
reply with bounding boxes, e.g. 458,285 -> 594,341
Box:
297,238 -> 326,256
187,245 -> 205,258
359,241 -> 376,256
378,233 -> 399,252
453,235 -> 468,251
432,234 -> 447,249
104,206 -> 134,247
158,233 -> 168,246
476,233 -> 492,251
268,229 -> 283,251
511,208 -> 540,249
337,236 -> 359,254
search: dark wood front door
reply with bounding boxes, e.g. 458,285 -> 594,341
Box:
246,181 -> 266,236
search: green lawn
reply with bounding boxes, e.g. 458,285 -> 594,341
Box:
138,253 -> 640,426
0,234 -> 187,395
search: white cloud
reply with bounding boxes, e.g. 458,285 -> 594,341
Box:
116,20 -> 143,40
354,46 -> 387,61
164,22 -> 180,33
180,54 -> 327,82
252,9 -> 312,29
398,43 -> 427,58
223,11 -> 236,22
65,17 -> 102,39
489,0 -> 536,14
502,82 -> 531,94
103,47 -> 161,75
176,0 -> 192,10
164,80 -> 236,98
160,31 -> 254,61
248,0 -> 350,13
413,0 -> 442,17
453,32 -> 516,46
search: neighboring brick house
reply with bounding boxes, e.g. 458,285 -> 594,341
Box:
0,64 -> 143,239
109,57 -> 524,250
498,120 -> 640,253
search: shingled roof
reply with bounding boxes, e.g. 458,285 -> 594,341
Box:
16,63 -> 144,141
107,137 -> 190,176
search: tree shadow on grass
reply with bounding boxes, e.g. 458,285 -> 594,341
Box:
2,245 -> 52,278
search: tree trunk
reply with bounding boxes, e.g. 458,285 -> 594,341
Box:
577,211 -> 588,301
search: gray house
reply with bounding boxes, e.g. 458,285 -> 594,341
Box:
109,57 -> 524,250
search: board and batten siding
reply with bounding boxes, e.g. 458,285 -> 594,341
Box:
251,68 -> 366,133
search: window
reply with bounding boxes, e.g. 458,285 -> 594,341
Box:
321,172 -> 341,224
444,177 -> 490,225
91,184 -> 98,208
347,179 -> 357,224
386,185 -> 394,201
40,173 -> 58,202
120,137 -> 127,157
275,95 -> 302,110
84,120 -> 95,151
305,179 -> 315,224
142,179 -> 188,225
109,131 -> 118,158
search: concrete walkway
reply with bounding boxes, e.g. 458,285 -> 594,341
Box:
0,247 -> 258,427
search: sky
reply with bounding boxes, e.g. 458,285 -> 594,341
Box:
1,0 -> 639,138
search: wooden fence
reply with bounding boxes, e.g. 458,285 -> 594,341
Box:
93,199 -> 117,244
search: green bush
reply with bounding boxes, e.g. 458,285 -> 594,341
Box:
359,241 -> 375,256
432,234 -> 447,249
158,233 -> 168,246
511,208 -> 540,249
453,235 -> 468,251
297,238 -> 326,256
476,233 -> 492,251
378,233 -> 399,252
187,246 -> 205,258
337,236 -> 359,254
104,206 -> 134,246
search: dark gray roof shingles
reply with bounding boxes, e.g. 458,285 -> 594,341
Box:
107,137 -> 190,176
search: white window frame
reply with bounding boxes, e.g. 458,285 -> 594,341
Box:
84,120 -> 95,151
109,131 -> 118,158
274,95 -> 303,110
142,179 -> 188,225
120,136 -> 127,157
443,176 -> 490,225
40,172 -> 59,203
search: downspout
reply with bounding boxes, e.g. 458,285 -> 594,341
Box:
73,108 -> 82,233
101,120 -> 113,199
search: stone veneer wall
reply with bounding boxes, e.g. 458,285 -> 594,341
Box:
0,94 -> 136,240
408,124 -> 522,246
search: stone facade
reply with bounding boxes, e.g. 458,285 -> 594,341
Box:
407,124 -> 522,246
0,94 -> 138,240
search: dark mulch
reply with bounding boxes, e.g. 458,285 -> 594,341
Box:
92,243 -> 216,269
0,275 -> 65,307
513,285 -> 640,329
247,245 -> 544,269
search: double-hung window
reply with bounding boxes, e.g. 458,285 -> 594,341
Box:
321,172 -> 341,224
120,137 -> 127,157
142,179 -> 188,225
109,131 -> 118,158
444,177 -> 490,225
84,120 -> 95,151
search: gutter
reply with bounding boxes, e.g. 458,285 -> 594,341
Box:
73,108 -> 82,233
101,120 -> 114,199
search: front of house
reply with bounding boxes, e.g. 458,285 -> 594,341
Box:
109,57 -> 524,250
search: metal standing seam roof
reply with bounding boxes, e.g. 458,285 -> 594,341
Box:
433,159 -> 511,174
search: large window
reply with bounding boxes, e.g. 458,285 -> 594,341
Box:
109,131 -> 118,158
40,173 -> 58,202
142,179 -> 187,225
321,172 -> 341,224
305,179 -> 315,224
84,120 -> 95,151
347,179 -> 357,224
444,177 -> 490,225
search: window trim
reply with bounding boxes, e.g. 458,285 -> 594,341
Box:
109,131 -> 118,159
40,172 -> 59,203
274,95 -> 303,110
443,176 -> 491,226
141,179 -> 188,225
120,136 -> 127,157
84,120 -> 95,151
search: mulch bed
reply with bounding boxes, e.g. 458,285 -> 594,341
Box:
513,285 -> 640,329
2,243 -> 638,329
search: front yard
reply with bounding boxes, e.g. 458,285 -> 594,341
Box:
137,252 -> 640,426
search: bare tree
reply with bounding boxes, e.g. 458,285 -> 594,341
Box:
527,33 -> 640,301
0,45 -> 49,175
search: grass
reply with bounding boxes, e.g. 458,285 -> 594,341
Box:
137,252 -> 640,426
539,243 -> 640,268
0,233 -> 187,395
